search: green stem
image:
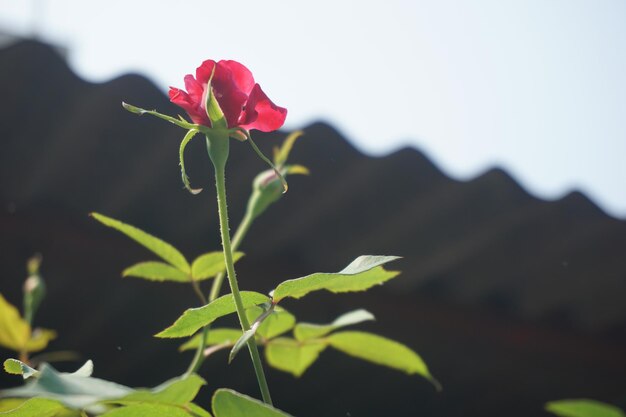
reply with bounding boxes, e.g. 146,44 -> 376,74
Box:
186,208 -> 254,376
207,134 -> 273,405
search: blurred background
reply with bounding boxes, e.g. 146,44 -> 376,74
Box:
0,1 -> 625,416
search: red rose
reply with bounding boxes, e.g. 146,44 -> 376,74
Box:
169,60 -> 287,132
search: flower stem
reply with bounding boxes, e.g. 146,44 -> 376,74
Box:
206,134 -> 273,405
185,204 -> 254,376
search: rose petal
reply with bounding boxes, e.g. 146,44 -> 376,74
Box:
169,87 -> 209,125
220,60 -> 255,94
195,60 -> 216,84
239,84 -> 287,132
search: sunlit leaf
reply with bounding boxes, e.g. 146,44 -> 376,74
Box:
265,338 -> 328,377
24,328 -> 57,353
327,331 -> 438,388
179,328 -> 242,352
188,403 -> 213,417
3,359 -> 37,379
0,398 -> 66,417
100,403 -> 191,417
272,256 -> 401,302
91,213 -> 190,273
294,309 -> 375,341
0,362 -> 134,409
212,389 -> 293,417
156,292 -> 269,338
191,252 -> 244,281
546,400 -> 625,417
119,374 -> 205,406
246,306 -> 295,340
123,262 -> 190,283
0,293 -> 30,351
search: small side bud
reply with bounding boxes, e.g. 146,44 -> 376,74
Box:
23,254 -> 46,325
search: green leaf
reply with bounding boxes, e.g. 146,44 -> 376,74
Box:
119,374 -> 206,406
122,262 -> 190,283
179,328 -> 242,352
546,400 -> 625,417
0,293 -> 30,352
327,331 -> 437,387
0,398 -> 66,417
294,309 -> 375,341
100,403 -> 191,417
91,213 -> 190,273
3,359 -> 38,379
188,403 -> 213,417
265,338 -> 328,377
212,389 -> 293,417
246,306 -> 295,340
191,252 -> 244,281
23,328 -> 56,353
156,292 -> 269,338
0,362 -> 134,409
272,255 -> 401,302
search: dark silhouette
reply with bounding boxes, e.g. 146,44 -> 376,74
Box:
1,40 -> 625,416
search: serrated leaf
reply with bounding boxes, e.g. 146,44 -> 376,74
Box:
3,359 -> 37,379
272,255 -> 401,302
294,309 -> 375,341
0,398 -> 66,417
0,293 -> 30,352
91,213 -> 190,273
246,306 -> 295,340
179,328 -> 242,352
100,403 -> 191,417
24,328 -> 57,352
265,338 -> 328,377
191,252 -> 244,281
119,374 -> 205,406
327,331 -> 438,387
123,262 -> 190,282
546,400 -> 625,417
0,363 -> 133,409
156,292 -> 270,338
212,389 -> 293,417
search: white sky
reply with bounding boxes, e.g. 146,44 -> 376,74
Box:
2,0 -> 625,217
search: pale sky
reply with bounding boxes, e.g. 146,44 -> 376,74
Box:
2,0 -> 625,217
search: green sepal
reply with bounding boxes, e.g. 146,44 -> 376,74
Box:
204,68 -> 228,130
179,129 -> 203,194
122,102 -> 198,131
